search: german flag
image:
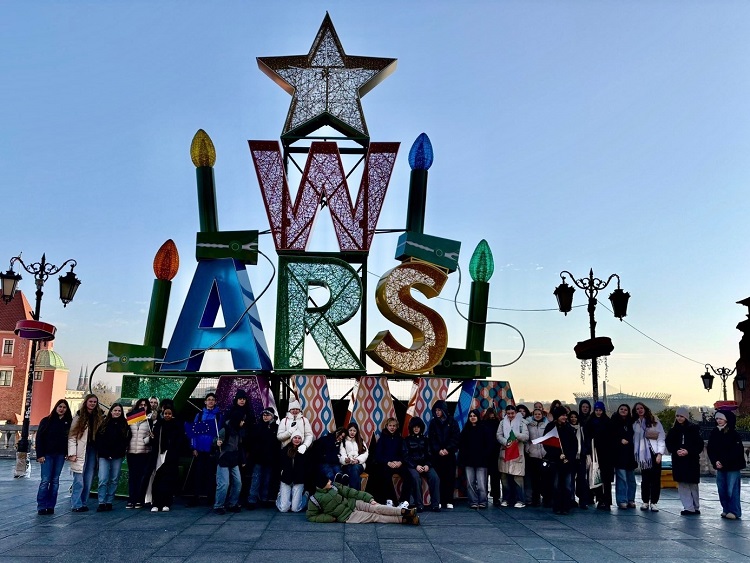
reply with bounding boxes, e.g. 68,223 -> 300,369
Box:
127,408 -> 147,425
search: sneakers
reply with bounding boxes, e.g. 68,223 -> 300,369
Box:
478,504 -> 487,509
401,513 -> 420,525
618,503 -> 628,509
72,506 -> 89,513
213,507 -> 226,515
650,504 -> 659,512
627,502 -> 636,508
431,506 -> 441,512
162,506 -> 170,512
333,472 -> 350,486
96,505 -> 106,512
386,499 -> 393,507
398,501 -> 410,509
125,502 -> 134,509
681,510 -> 698,516
134,503 -> 143,509
151,507 -> 159,512
514,502 -> 525,509
227,505 -> 241,513
640,503 -> 650,511
500,500 -> 509,507
445,503 -> 454,510
401,507 -> 417,519
470,504 -> 479,509
726,513 -> 737,520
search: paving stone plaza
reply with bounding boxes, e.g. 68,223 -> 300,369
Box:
0,460 -> 747,563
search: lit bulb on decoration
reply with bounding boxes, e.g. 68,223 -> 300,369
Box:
153,240 -> 179,281
469,239 -> 494,283
190,129 -> 216,167
408,133 -> 433,170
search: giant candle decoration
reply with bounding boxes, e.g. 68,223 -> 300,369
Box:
191,129 -> 219,233
405,133 -> 433,234
144,239 -> 179,348
466,239 -> 494,351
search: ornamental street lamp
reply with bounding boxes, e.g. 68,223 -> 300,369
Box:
0,254 -> 81,478
554,268 -> 630,403
701,364 -> 737,402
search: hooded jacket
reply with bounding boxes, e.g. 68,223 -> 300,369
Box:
707,412 -> 747,472
402,417 -> 431,468
427,400 -> 460,456
306,483 -> 374,523
666,418 -> 704,483
277,400 -> 314,453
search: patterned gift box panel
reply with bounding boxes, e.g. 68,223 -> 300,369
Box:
456,380 -> 514,430
349,376 -> 396,445
402,377 -> 450,437
214,375 -> 277,422
293,375 -> 336,439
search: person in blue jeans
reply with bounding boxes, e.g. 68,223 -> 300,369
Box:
339,422 -> 368,491
315,427 -> 346,483
67,394 -> 104,512
612,404 -> 637,509
95,403 -> 131,512
246,407 -> 280,509
707,411 -> 746,519
213,392 -> 248,514
36,399 -> 72,515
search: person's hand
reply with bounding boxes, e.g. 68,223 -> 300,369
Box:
655,454 -> 662,464
67,455 -> 77,462
193,449 -> 198,458
37,456 -> 45,464
677,449 -> 687,457
716,461 -> 723,469
393,461 -> 402,468
621,439 -> 629,445
216,439 -> 223,447
370,499 -> 378,506
585,456 -> 591,469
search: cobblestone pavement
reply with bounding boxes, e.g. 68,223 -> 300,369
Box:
0,460 -> 747,562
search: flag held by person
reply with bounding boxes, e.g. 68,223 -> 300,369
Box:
126,409 -> 147,425
504,429 -> 520,461
532,425 -> 561,449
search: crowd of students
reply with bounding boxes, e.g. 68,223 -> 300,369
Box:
33,392 -> 746,523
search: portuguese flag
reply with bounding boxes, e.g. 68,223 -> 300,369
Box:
504,429 -> 520,461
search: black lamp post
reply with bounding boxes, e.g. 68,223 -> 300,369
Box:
0,254 -> 80,478
701,364 -> 737,402
554,268 -> 630,403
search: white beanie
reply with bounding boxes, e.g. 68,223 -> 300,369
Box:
288,399 -> 301,412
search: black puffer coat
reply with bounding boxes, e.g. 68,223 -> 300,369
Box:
402,418 -> 431,468
666,420 -> 704,483
707,412 -> 747,473
611,415 -> 637,471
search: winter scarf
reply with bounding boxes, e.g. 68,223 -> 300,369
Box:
634,418 -> 653,470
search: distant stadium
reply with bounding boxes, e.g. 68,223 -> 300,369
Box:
572,391 -> 671,414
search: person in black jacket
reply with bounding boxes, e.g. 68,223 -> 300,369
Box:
427,400 -> 459,510
482,408 -> 501,506
402,417 -> 440,512
612,404 -> 636,509
277,431 -> 308,512
246,407 -> 280,509
585,401 -> 614,510
96,403 -> 131,512
36,399 -> 72,515
150,405 -> 187,512
707,411 -> 746,520
458,409 -> 492,509
213,391 -> 248,514
543,407 -> 578,515
373,418 -> 409,505
666,407 -> 704,515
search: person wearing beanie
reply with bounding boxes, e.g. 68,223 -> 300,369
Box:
246,406 -> 280,509
339,422 -> 369,491
277,399 -> 313,454
707,410 -> 746,519
666,407 -> 703,515
186,393 -> 222,507
584,401 -> 614,510
307,474 -> 420,525
427,400 -> 460,510
277,430 -> 308,513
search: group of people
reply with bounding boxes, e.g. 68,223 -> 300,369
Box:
33,391 -> 746,523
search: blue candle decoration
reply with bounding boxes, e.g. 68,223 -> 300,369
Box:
408,133 -> 433,170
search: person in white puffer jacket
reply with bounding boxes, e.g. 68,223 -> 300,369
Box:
277,399 -> 313,453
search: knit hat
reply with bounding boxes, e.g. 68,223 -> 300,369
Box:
552,407 -> 568,420
594,401 -> 606,411
262,407 -> 276,418
714,412 -> 727,422
234,389 -> 248,400
291,427 -> 304,440
676,407 -> 689,418
288,399 -> 301,412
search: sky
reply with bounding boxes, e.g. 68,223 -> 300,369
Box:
2,1 -> 750,408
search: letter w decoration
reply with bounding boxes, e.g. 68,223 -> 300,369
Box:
249,140 -> 399,252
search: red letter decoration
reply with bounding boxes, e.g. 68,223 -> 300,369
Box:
249,140 -> 398,252
366,262 -> 449,374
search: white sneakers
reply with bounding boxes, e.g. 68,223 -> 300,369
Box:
398,501 -> 410,509
445,503 -> 454,509
641,503 -> 650,511
650,504 -> 658,512
386,500 -> 393,507
514,502 -> 525,509
500,500 -> 509,507
151,507 -> 159,512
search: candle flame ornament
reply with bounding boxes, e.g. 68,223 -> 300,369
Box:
190,129 -> 216,168
408,133 -> 433,171
469,239 -> 494,283
153,239 -> 179,281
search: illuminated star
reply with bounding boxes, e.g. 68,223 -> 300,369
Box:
257,13 -> 397,141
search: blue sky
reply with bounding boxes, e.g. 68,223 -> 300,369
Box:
2,1 -> 749,406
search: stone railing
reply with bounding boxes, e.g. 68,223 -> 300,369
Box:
0,425 -> 37,458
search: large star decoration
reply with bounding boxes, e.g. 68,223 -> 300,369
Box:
257,13 -> 397,141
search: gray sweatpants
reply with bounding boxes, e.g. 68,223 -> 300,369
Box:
677,482 -> 699,511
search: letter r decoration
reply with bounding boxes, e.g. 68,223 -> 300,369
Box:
249,140 -> 398,252
366,262 -> 449,374
275,256 -> 364,372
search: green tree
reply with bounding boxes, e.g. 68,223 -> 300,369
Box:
657,408 -> 676,432
735,414 -> 750,432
